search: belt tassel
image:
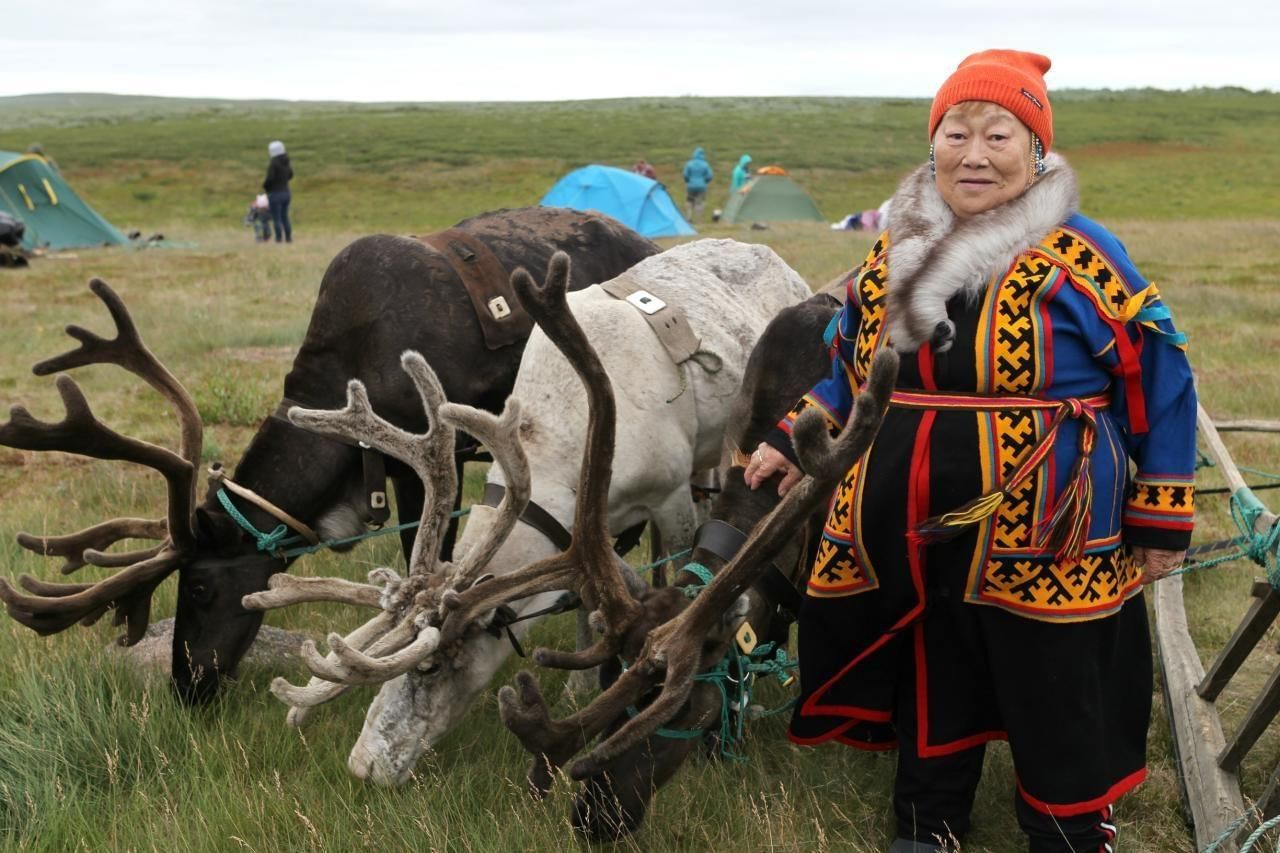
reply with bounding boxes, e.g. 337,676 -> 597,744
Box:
909,490 -> 1006,548
905,395 -> 1101,558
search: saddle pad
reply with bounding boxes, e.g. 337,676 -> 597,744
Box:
600,277 -> 701,365
418,229 -> 533,350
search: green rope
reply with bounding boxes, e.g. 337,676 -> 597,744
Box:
1202,814 -> 1250,853
1239,814 -> 1280,853
216,488 -> 296,553
622,559 -> 799,759
277,513 -> 468,560
215,487 -> 473,559
631,548 -> 692,576
1240,464 -> 1280,483
1173,488 -> 1280,584
677,561 -> 715,597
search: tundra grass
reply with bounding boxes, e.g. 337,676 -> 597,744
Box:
1,89 -> 1278,234
0,95 -> 1277,851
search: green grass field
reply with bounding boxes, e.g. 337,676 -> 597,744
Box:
0,91 -> 1278,851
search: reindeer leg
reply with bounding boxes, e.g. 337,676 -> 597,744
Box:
650,486 -> 699,587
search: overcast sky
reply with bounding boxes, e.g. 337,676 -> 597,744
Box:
4,0 -> 1276,102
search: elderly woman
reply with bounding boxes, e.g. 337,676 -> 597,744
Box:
746,50 -> 1195,852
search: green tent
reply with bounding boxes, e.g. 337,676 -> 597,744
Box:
723,173 -> 824,224
0,151 -> 126,250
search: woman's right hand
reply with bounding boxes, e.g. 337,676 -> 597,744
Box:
743,442 -> 803,496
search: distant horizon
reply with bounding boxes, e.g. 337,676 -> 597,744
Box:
1,84 -> 1275,109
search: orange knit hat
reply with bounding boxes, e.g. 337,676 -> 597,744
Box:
928,50 -> 1054,152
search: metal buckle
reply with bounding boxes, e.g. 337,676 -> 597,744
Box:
370,491 -> 387,510
625,290 -> 666,315
488,296 -> 512,320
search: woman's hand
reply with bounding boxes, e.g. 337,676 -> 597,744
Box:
743,442 -> 803,496
1132,546 -> 1186,585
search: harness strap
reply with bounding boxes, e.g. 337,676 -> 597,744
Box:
271,398 -> 393,523
480,483 -> 650,558
418,229 -> 531,350
484,591 -> 581,657
600,276 -> 702,365
482,482 -> 573,551
692,518 -> 803,618
208,465 -> 321,546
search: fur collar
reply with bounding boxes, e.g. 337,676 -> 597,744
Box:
884,153 -> 1078,352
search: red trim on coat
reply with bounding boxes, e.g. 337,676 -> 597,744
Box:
795,348 -> 936,728
1016,768 -> 1148,817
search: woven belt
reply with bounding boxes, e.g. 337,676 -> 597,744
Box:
897,390 -> 1111,562
889,390 -> 1110,412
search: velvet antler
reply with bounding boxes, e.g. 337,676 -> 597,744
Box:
498,347 -> 900,783
0,279 -> 202,644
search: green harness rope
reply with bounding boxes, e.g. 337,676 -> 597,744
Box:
215,486 -> 471,559
624,561 -> 799,758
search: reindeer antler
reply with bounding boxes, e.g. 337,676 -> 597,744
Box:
436,252 -> 642,659
498,346 -> 900,784
0,279 -> 203,644
241,350 -> 534,717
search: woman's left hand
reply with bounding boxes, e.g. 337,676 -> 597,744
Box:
1132,547 -> 1186,585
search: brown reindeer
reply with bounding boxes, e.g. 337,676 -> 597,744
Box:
0,208 -> 657,706
568,291 -> 851,839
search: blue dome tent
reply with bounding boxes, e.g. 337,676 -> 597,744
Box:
540,165 -> 695,239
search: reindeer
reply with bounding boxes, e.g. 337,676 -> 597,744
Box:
0,207 -> 656,706
569,290 -> 851,839
242,240 -> 813,785
484,303 -> 896,841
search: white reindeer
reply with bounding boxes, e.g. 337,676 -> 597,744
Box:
245,239 -> 811,785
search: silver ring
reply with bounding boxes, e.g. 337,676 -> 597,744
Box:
754,449 -> 764,462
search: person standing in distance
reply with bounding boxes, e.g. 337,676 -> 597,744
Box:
263,140 -> 294,243
682,147 -> 713,222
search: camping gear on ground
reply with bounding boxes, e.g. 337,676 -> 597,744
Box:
541,164 -> 695,239
722,171 -> 824,225
0,211 -> 24,247
0,150 -> 126,251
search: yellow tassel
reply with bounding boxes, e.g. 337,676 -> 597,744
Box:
936,491 -> 1005,527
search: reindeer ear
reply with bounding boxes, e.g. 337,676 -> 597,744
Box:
194,506 -> 240,553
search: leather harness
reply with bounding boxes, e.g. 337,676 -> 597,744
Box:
417,229 -> 532,350
690,518 -> 804,619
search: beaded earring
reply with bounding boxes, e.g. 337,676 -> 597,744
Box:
1032,134 -> 1046,176
929,142 -> 936,177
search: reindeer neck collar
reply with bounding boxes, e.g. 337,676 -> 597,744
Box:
884,153 -> 1078,352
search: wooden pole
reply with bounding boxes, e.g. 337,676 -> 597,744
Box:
1214,420 -> 1280,434
1154,574 -> 1246,852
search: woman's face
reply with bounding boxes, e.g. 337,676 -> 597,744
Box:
933,101 -> 1036,218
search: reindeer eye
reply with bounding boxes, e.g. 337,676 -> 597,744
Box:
189,583 -> 212,604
